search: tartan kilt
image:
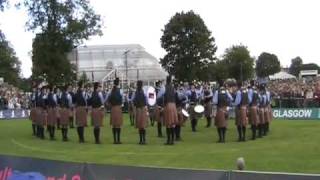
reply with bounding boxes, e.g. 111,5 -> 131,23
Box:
176,107 -> 185,126
30,107 -> 37,123
135,107 -> 148,129
188,104 -> 197,120
91,107 -> 104,127
163,103 -> 178,128
235,106 -> 248,126
204,102 -> 212,118
76,106 -> 88,127
56,107 -> 61,118
47,107 -> 57,126
128,103 -> 135,116
60,108 -> 70,126
268,105 -> 273,122
249,106 -> 259,125
264,107 -> 270,123
215,106 -> 228,128
35,107 -> 45,126
259,107 -> 266,124
155,106 -> 163,123
69,107 -> 74,117
110,105 -> 123,128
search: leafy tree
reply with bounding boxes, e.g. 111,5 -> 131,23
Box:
214,60 -> 229,81
78,71 -> 89,84
160,11 -> 217,82
256,52 -> 281,77
289,56 -> 303,77
22,0 -> 102,85
300,63 -> 320,72
0,30 -> 21,86
222,45 -> 254,81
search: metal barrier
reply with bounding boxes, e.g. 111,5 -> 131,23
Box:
272,98 -> 319,108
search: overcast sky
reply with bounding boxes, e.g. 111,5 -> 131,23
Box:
0,0 -> 319,78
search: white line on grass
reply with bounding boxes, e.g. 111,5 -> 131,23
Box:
11,139 -> 65,154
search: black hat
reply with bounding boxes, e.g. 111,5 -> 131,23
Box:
114,77 -> 120,86
166,76 -> 172,84
94,82 -> 100,90
137,80 -> 143,90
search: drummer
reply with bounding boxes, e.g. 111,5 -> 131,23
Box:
187,83 -> 199,132
203,83 -> 213,128
175,83 -> 188,141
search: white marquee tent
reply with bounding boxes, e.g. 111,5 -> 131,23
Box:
269,71 -> 296,80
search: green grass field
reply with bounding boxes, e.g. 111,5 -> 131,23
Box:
0,115 -> 320,174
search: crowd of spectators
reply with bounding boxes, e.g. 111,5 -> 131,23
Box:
268,77 -> 320,108
0,84 -> 30,110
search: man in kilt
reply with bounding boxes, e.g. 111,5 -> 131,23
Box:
46,86 -> 58,140
203,83 -> 213,128
159,76 -> 178,145
175,84 -> 187,141
155,81 -> 164,137
90,82 -> 105,144
127,87 -> 135,126
187,83 -> 199,132
107,78 -> 123,144
233,81 -> 249,142
67,85 -> 75,129
133,81 -> 148,145
35,86 -> 47,139
59,85 -> 73,141
266,87 -> 272,134
248,80 -> 260,140
74,81 -> 88,143
258,85 -> 268,137
213,80 -> 233,143
30,85 -> 38,136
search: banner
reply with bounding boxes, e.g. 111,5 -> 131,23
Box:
0,155 -> 319,180
0,109 -> 30,120
272,108 -> 320,120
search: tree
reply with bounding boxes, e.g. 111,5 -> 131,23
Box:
0,30 -> 21,86
222,45 -> 254,81
78,71 -> 89,84
214,60 -> 229,81
160,11 -> 217,82
256,52 -> 281,77
300,63 -> 320,71
289,56 -> 303,77
23,0 -> 102,85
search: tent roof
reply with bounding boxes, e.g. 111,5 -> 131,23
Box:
269,71 -> 296,80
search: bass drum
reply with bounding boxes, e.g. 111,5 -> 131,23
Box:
146,86 -> 157,106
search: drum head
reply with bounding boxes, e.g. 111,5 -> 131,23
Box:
146,86 -> 156,106
194,105 -> 205,113
182,109 -> 190,117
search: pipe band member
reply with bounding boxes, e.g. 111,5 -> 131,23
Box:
107,78 -> 123,144
133,80 -> 148,145
90,82 -> 105,144
203,84 -> 213,128
47,86 -> 58,140
75,81 -> 88,143
233,81 -> 249,142
175,84 -> 187,141
158,76 -> 178,145
59,85 -> 73,141
187,83 -> 199,132
213,80 -> 233,143
248,80 -> 260,140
